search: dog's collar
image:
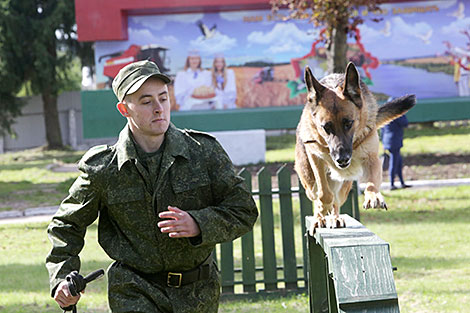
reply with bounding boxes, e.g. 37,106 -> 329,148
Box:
353,126 -> 374,149
303,139 -> 330,154
304,139 -> 327,148
303,140 -> 317,144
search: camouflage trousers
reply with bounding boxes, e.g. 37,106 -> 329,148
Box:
107,261 -> 220,313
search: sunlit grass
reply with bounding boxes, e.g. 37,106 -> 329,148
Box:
265,125 -> 470,163
1,186 -> 469,312
0,148 -> 83,211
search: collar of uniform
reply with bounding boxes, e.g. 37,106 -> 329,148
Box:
115,125 -> 139,170
164,123 -> 191,160
115,123 -> 190,170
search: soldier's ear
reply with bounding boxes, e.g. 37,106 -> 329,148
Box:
117,102 -> 130,117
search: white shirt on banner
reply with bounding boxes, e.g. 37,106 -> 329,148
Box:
174,69 -> 212,111
214,69 -> 237,109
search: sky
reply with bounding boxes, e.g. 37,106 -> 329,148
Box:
94,0 -> 470,83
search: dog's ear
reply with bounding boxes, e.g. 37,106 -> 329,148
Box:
343,62 -> 362,108
305,66 -> 325,102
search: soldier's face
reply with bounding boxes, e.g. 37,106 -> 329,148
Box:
120,77 -> 171,138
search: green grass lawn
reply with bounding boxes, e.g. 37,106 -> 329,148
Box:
361,186 -> 470,313
266,125 -> 470,163
1,185 -> 469,312
400,125 -> 470,155
0,148 -> 83,212
0,124 -> 469,312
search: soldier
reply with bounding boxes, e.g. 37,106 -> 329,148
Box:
46,60 -> 258,312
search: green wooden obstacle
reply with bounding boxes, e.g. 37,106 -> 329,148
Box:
306,214 -> 399,313
214,166 -> 360,298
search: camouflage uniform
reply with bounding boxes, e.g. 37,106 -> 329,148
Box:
46,123 -> 258,312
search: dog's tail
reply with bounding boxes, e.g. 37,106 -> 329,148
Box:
376,94 -> 416,129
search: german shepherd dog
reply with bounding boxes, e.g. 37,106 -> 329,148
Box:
295,62 -> 415,230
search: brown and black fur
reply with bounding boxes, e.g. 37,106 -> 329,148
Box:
295,62 -> 415,230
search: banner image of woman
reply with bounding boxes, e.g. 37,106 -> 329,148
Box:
174,50 -> 217,110
94,2 -> 470,108
211,54 -> 237,109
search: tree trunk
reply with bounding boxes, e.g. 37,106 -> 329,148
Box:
325,18 -> 349,74
42,91 -> 64,149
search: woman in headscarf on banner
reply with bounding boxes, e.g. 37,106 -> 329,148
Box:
211,54 -> 237,109
174,50 -> 212,110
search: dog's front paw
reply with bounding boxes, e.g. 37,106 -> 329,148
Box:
308,212 -> 346,235
363,191 -> 387,210
308,213 -> 326,235
324,213 -> 345,229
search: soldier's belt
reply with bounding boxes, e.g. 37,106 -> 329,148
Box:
122,258 -> 211,288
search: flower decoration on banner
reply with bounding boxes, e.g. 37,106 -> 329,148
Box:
287,27 -> 379,99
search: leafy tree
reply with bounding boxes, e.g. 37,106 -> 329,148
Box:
0,36 -> 24,137
0,93 -> 24,138
271,0 -> 383,73
0,0 -> 91,149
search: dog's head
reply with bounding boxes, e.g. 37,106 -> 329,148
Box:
304,62 -> 363,169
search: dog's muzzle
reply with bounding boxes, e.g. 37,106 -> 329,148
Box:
332,147 -> 352,169
336,158 -> 351,169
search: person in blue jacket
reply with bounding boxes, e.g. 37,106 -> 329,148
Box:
382,102 -> 411,190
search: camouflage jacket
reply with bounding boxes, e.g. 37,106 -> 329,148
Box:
46,123 -> 258,294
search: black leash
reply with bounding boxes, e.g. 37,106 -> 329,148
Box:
61,269 -> 105,313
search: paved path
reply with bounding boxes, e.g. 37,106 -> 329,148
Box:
0,206 -> 57,225
1,178 -> 469,225
359,177 -> 470,191
0,214 -> 54,225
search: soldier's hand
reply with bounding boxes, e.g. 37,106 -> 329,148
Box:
158,206 -> 201,238
54,280 -> 81,309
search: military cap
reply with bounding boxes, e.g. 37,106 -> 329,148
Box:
112,60 -> 171,102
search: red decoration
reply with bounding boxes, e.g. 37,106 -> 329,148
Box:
75,0 -> 270,41
290,27 -> 379,81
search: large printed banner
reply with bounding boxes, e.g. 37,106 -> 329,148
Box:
94,0 -> 470,111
